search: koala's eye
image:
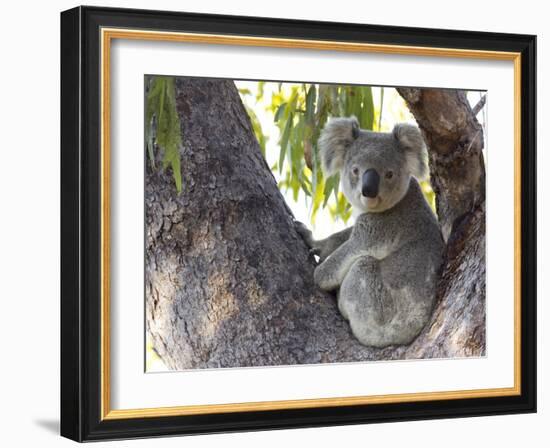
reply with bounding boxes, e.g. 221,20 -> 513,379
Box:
352,166 -> 360,177
385,170 -> 394,179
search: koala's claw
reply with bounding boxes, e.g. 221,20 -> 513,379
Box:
309,247 -> 320,257
308,248 -> 323,266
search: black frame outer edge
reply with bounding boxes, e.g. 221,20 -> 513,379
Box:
519,33 -> 537,416
60,6 -> 82,442
60,5 -> 537,442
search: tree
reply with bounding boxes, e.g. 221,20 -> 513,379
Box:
146,78 -> 485,370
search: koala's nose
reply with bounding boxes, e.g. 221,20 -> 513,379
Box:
362,169 -> 380,198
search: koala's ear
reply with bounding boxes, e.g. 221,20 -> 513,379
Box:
393,123 -> 429,180
318,116 -> 360,176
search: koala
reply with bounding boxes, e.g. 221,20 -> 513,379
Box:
296,116 -> 444,348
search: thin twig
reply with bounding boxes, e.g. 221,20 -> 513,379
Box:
472,94 -> 486,116
464,127 -> 482,155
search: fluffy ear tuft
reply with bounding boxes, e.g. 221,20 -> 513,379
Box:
318,116 -> 359,176
393,123 -> 429,180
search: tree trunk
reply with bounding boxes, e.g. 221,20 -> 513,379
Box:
146,80 -> 485,370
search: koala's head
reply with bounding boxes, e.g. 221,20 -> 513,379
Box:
318,116 -> 428,214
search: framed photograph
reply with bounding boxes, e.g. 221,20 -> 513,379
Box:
60,6 -> 536,442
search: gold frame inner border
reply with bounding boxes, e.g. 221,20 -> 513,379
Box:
100,27 -> 522,421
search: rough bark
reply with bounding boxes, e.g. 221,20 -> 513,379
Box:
146,80 -> 485,370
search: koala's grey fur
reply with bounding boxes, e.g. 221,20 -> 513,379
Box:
296,116 -> 444,348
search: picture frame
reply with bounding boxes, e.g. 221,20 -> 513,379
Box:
60,5 -> 536,442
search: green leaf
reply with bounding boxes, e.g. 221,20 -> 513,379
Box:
291,172 -> 300,201
289,125 -> 303,178
146,76 -> 183,193
279,112 -> 293,173
170,150 -> 182,192
274,102 -> 287,122
256,81 -> 265,101
348,86 -> 361,118
336,192 -> 352,223
305,85 -> 316,123
287,89 -> 299,120
311,175 -> 325,225
333,172 -> 340,201
299,177 -> 311,196
361,86 -> 375,130
316,85 -> 326,119
323,174 -> 338,208
311,143 -> 319,197
158,78 -> 166,127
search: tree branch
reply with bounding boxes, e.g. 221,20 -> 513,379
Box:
396,88 -> 485,241
472,94 -> 487,116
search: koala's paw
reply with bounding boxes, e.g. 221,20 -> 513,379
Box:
295,221 -> 327,263
295,221 -> 323,262
294,221 -> 314,247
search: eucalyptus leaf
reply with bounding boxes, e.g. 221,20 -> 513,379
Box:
274,103 -> 287,122
145,76 -> 183,193
279,112 -> 293,173
305,85 -> 316,123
